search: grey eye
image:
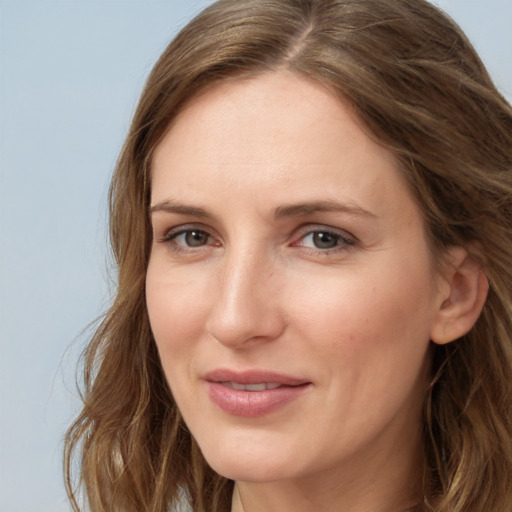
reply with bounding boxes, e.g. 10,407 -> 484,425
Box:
183,230 -> 210,247
311,231 -> 341,249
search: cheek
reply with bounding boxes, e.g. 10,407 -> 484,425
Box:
286,260 -> 435,392
286,271 -> 433,447
146,262 -> 212,367
146,269 -> 214,422
289,265 -> 434,343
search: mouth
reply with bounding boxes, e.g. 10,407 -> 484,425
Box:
204,369 -> 311,417
204,368 -> 309,386
220,381 -> 298,391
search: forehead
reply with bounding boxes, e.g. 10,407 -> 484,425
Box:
155,72 -> 389,163
150,71 -> 416,223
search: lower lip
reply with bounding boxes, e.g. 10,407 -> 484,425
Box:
206,382 -> 310,417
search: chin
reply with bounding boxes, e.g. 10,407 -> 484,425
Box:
208,459 -> 290,484
199,440 -> 300,483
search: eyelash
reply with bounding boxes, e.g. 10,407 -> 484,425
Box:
292,228 -> 356,254
157,224 -> 357,256
158,224 -> 218,254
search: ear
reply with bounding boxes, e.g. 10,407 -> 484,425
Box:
430,247 -> 489,345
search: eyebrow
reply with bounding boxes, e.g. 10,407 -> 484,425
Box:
274,200 -> 376,220
149,199 -> 376,220
149,200 -> 212,218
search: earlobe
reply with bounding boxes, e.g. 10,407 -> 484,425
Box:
430,248 -> 489,345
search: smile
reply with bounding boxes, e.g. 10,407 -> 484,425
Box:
204,369 -> 311,417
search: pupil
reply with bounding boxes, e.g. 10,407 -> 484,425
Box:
313,232 -> 338,249
185,231 -> 208,247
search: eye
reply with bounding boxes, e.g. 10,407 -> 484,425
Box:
172,229 -> 210,247
293,227 -> 356,253
305,231 -> 342,249
158,225 -> 218,252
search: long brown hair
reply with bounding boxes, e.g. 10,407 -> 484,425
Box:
65,1 -> 512,510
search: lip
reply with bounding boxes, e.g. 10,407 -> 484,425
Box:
204,369 -> 311,417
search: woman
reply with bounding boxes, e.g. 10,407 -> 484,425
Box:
65,0 -> 512,511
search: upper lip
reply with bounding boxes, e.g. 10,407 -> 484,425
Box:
204,368 -> 310,386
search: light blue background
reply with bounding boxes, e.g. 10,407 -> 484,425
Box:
1,1 -> 510,510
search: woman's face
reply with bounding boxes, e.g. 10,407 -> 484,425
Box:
146,72 -> 446,485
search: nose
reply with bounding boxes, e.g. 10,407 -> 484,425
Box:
205,248 -> 286,348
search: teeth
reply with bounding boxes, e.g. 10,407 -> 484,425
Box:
238,383 -> 266,391
222,382 -> 282,391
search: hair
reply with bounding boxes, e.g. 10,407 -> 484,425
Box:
64,0 -> 512,511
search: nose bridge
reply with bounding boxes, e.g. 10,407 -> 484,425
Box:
206,242 -> 284,347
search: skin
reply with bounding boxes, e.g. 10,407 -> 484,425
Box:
146,72 -> 456,512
